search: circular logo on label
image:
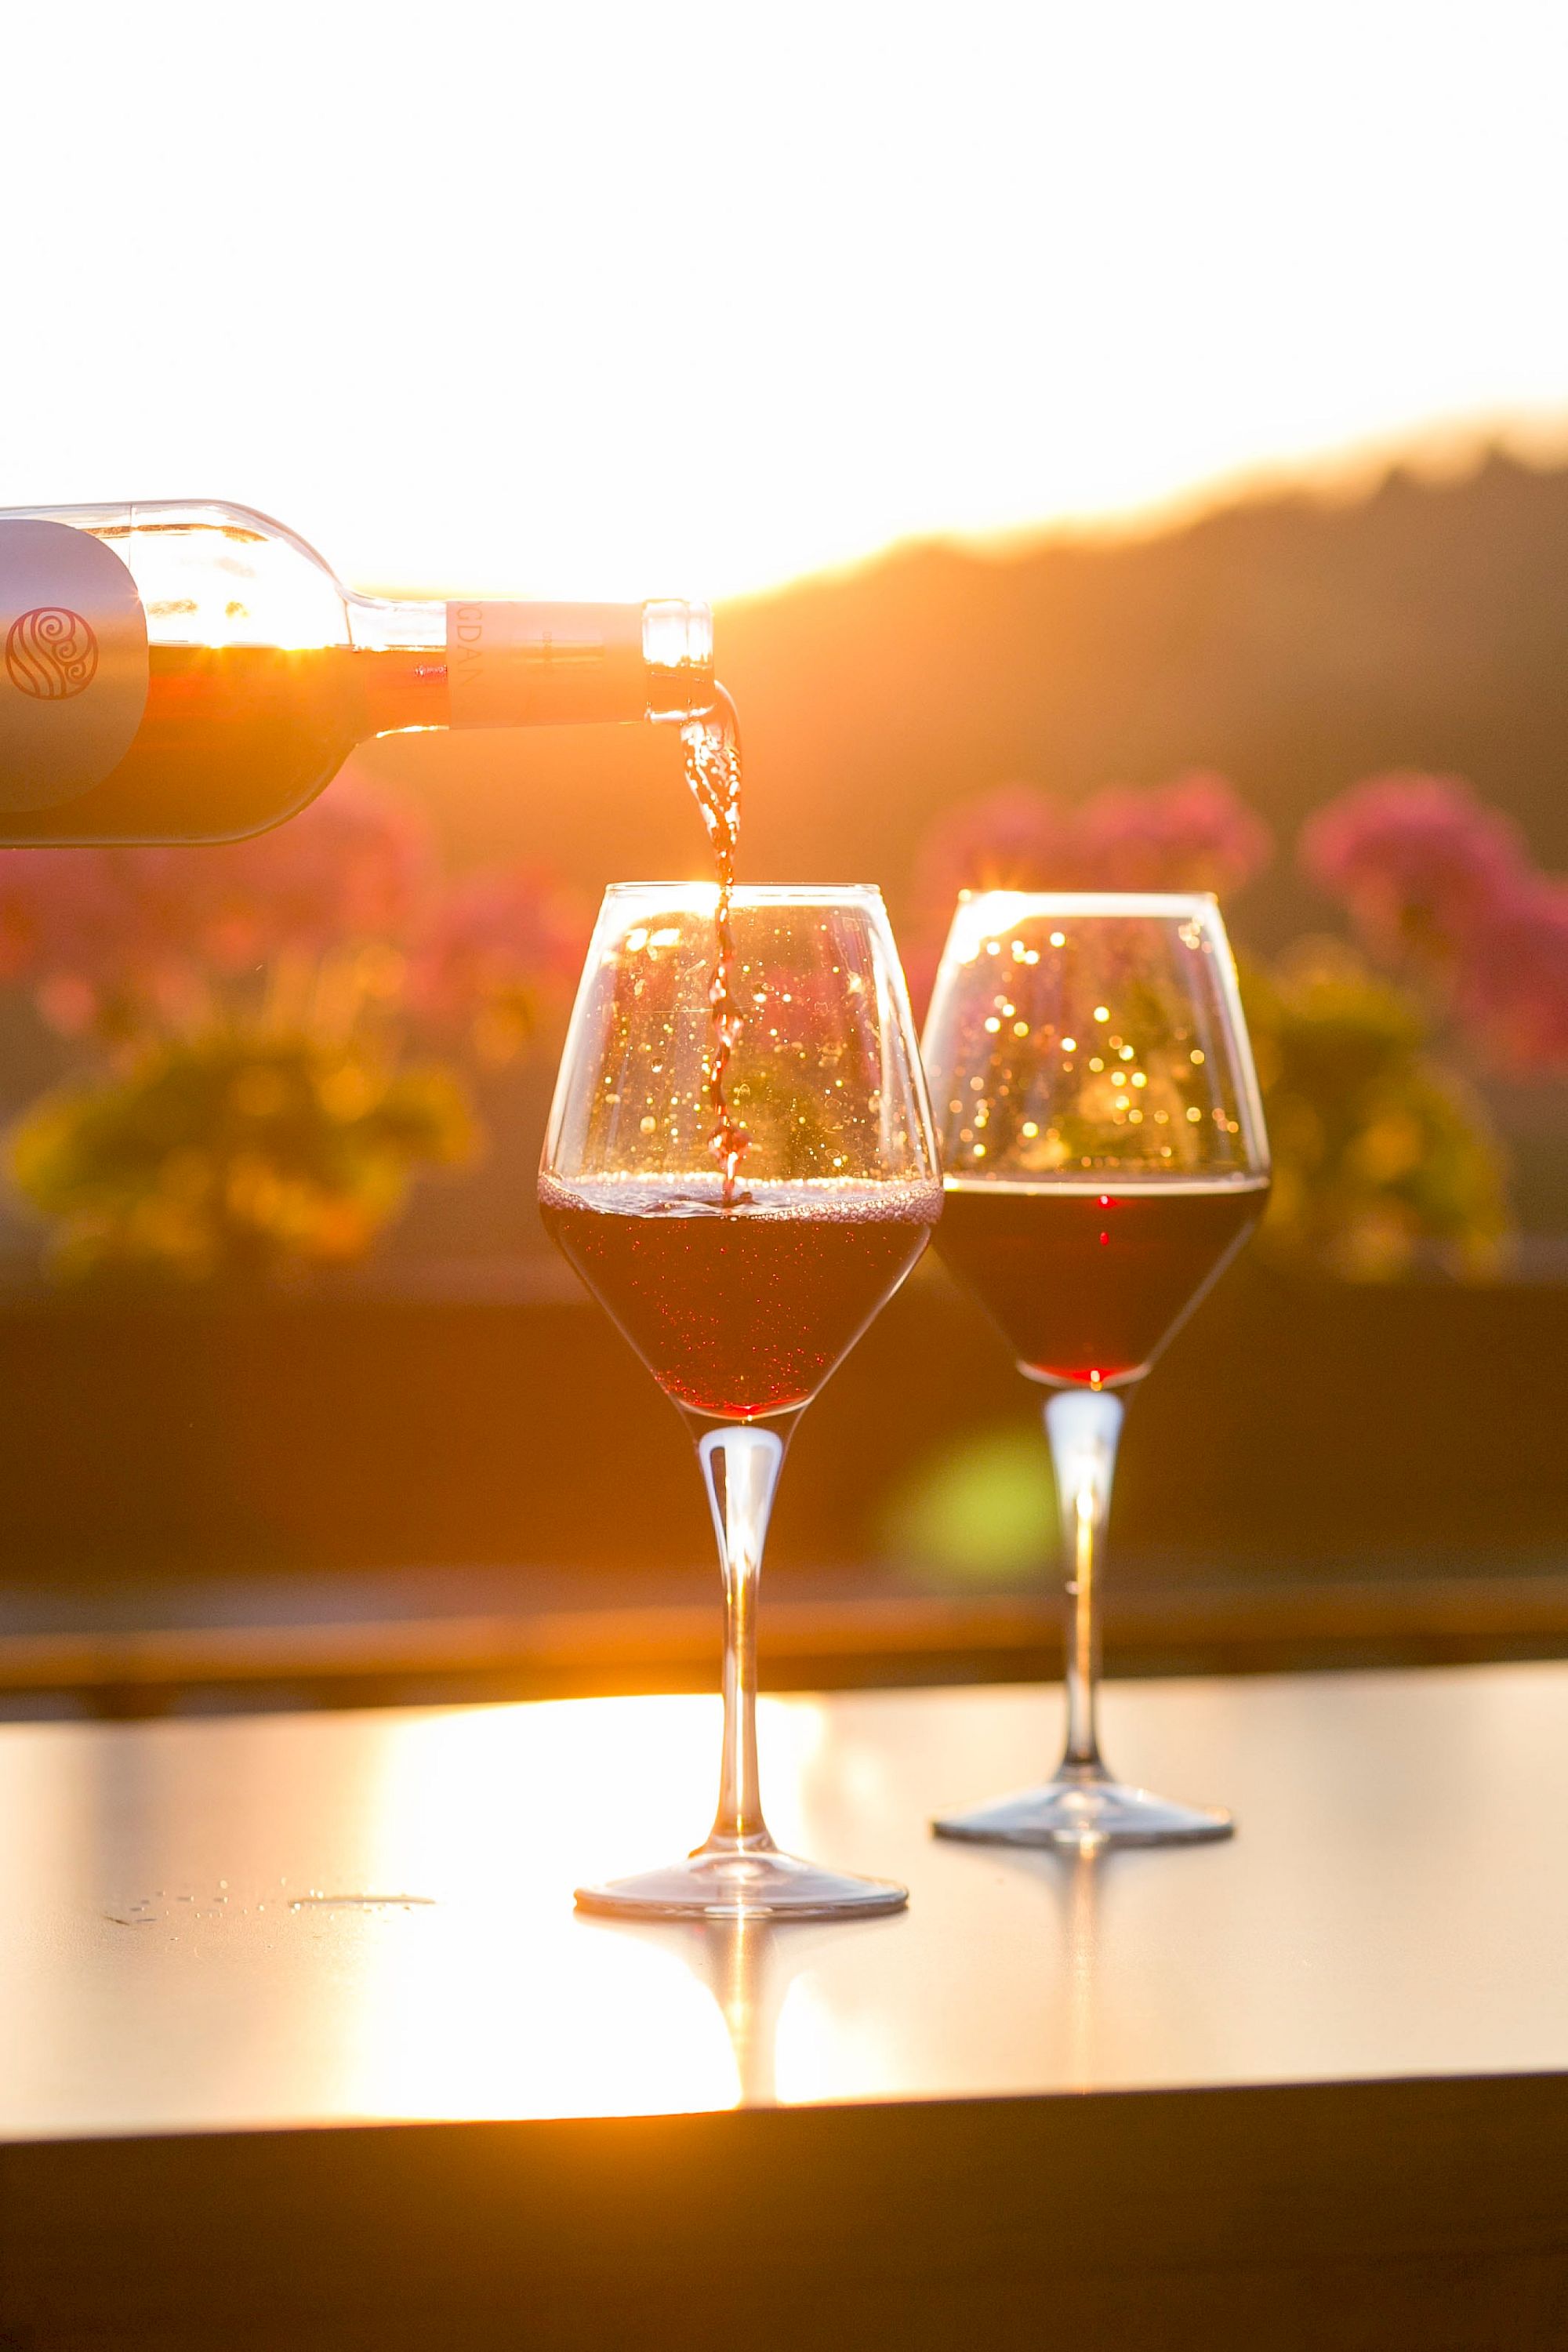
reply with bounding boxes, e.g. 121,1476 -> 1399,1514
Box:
0,521 -> 148,814
5,606 -> 100,701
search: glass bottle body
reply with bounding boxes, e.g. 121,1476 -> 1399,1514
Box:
0,501 -> 712,844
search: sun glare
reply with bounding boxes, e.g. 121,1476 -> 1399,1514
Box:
2,2 -> 1566,601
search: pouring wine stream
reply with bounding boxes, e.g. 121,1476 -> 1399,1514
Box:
543,677 -> 939,1918
680,687 -> 749,1206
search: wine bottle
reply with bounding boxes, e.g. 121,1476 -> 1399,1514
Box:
0,500 -> 713,845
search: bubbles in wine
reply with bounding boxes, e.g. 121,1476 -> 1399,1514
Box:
681,686 -> 749,1203
539,1169 -> 940,1419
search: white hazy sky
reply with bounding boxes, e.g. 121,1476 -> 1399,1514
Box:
6,0 -> 1568,599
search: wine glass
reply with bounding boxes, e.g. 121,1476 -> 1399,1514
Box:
541,882 -> 941,1918
923,891 -> 1269,1849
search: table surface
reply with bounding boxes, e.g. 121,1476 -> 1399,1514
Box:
4,1659 -> 1568,2143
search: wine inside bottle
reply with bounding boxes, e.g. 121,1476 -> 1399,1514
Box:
0,501 -> 713,844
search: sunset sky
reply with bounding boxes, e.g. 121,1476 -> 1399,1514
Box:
8,1 -> 1568,601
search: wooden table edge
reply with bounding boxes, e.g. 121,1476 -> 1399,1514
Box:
5,2071 -> 1568,2347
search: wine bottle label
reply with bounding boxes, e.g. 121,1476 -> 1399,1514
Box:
446,601 -> 644,728
0,521 -> 150,811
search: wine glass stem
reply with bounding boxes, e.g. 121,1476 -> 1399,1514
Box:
695,1424 -> 786,1853
1043,1388 -> 1126,1776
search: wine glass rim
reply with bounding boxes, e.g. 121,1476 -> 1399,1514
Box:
601,880 -> 888,904
954,888 -> 1220,917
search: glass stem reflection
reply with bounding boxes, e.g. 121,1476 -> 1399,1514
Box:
1044,1388 -> 1126,1777
695,1424 -> 786,1853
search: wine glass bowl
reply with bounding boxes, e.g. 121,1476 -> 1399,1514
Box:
924,892 -> 1269,1851
542,883 -> 940,1918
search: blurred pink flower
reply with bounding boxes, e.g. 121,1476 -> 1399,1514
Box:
0,778 -> 589,1069
409,865 -> 587,1053
0,776 -> 433,1039
1457,884 -> 1568,1069
1301,772 -> 1527,962
178,775 -> 432,971
0,849 -> 181,1036
913,771 -> 1272,919
912,784 -> 1074,919
1301,771 -> 1568,1073
1074,770 -> 1274,896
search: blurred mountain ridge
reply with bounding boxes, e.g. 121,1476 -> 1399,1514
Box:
717,444 -> 1568,948
365,445 -> 1568,959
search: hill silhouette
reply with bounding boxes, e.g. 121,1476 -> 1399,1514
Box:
354,446 -> 1568,1245
365,445 -> 1568,959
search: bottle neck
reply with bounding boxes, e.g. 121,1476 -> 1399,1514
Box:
344,592 -> 713,733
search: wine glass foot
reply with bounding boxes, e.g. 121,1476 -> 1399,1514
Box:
933,1773 -> 1232,1853
575,1843 -> 908,1922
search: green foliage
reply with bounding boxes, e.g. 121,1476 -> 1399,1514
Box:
1241,941 -> 1509,1281
9,1029 -> 474,1287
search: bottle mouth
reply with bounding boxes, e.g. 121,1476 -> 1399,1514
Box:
643,599 -> 713,717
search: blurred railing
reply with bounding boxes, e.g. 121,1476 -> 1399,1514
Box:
0,1256 -> 1563,1716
